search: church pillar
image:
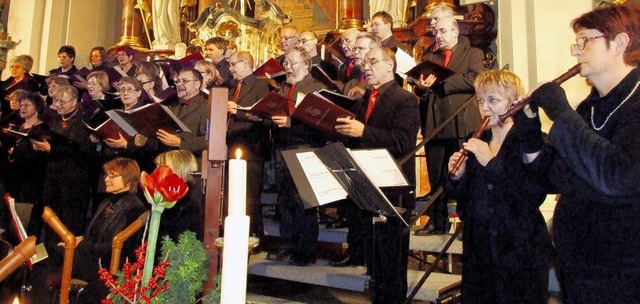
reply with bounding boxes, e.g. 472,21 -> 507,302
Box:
116,0 -> 145,48
338,0 -> 364,30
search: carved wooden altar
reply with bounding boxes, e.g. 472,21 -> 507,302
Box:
187,0 -> 291,65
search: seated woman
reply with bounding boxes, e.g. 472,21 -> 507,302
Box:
154,149 -> 203,241
3,92 -> 51,242
67,158 -> 145,303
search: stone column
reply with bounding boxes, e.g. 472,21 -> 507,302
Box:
116,0 -> 145,48
338,0 -> 364,30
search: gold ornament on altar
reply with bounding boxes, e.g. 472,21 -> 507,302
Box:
188,0 -> 292,66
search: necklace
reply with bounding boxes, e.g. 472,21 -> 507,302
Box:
62,108 -> 79,121
591,80 -> 640,131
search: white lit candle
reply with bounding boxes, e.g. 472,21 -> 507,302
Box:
228,149 -> 247,216
220,215 -> 250,304
321,45 -> 326,61
13,297 -> 19,304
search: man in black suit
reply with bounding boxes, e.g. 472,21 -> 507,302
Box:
275,25 -> 299,65
160,68 -> 208,160
204,37 -> 237,89
337,28 -> 362,86
414,17 -> 485,235
266,47 -> 327,266
371,11 -> 404,52
226,51 -> 272,245
335,47 -> 420,304
298,30 -> 339,80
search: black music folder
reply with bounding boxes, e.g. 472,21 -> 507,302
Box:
405,59 -> 456,83
282,142 -> 412,226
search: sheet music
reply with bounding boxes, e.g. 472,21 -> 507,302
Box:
295,92 -> 306,108
394,48 -> 417,79
296,151 -> 348,205
349,149 -> 409,188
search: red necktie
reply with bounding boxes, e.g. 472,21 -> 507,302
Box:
346,59 -> 355,77
365,89 -> 379,122
443,49 -> 453,67
286,84 -> 297,100
232,81 -> 243,101
179,99 -> 190,106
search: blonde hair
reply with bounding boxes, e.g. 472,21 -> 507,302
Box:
154,149 -> 198,183
474,70 -> 525,103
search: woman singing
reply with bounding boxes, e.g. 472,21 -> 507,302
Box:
515,4 -> 640,302
446,70 -> 552,303
3,92 -> 51,241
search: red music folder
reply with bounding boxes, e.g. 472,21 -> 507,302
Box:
103,103 -> 191,139
253,58 -> 286,79
292,91 -> 356,136
237,91 -> 295,118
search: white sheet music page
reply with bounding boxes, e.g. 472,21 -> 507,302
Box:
349,149 -> 409,187
296,151 -> 348,205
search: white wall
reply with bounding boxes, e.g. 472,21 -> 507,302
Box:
3,0 -> 122,79
497,0 -> 593,130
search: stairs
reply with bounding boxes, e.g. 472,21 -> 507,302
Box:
250,194 -> 462,303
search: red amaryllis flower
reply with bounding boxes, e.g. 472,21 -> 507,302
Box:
140,166 -> 188,209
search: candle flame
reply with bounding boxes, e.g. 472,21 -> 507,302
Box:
13,297 -> 19,304
235,149 -> 243,159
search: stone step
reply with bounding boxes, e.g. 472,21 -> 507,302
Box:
248,252 -> 461,302
263,217 -> 463,254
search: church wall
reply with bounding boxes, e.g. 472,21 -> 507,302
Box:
3,0 -> 122,79
497,0 -> 593,130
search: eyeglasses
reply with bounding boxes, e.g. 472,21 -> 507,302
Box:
281,36 -> 298,42
229,60 -> 246,68
297,38 -> 316,45
139,80 -> 153,85
353,46 -> 370,54
118,87 -> 139,94
19,103 -> 34,108
52,98 -> 76,106
363,58 -> 384,67
432,28 -> 449,36
477,96 -> 505,105
10,65 -> 23,70
105,172 -> 121,179
282,61 -> 301,68
87,81 -> 100,86
174,78 -> 197,85
570,35 -> 604,52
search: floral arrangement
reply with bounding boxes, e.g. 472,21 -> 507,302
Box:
97,166 -> 218,303
99,232 -> 212,304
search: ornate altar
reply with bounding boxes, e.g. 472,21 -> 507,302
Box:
187,0 -> 291,65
